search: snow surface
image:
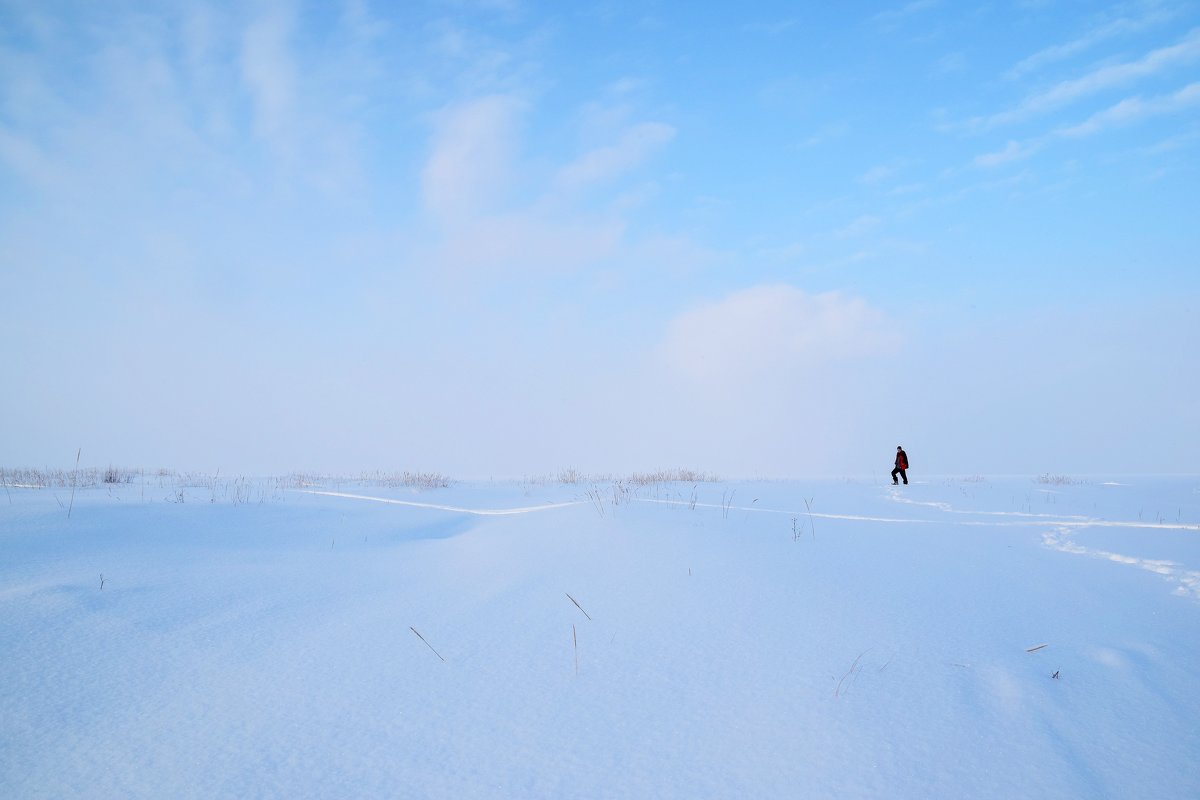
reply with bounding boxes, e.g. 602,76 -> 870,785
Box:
2,475 -> 1199,799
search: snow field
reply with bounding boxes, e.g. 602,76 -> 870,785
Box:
1,476 -> 1198,798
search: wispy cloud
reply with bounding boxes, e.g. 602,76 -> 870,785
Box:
421,94 -> 526,222
1007,5 -> 1177,79
1140,122 -> 1200,153
933,51 -> 967,75
555,122 -> 675,190
1055,81 -> 1200,137
974,139 -> 1040,168
871,0 -> 941,25
799,121 -> 850,148
742,18 -> 799,36
241,3 -> 297,145
0,125 -> 62,191
859,165 -> 897,184
834,215 -> 882,238
974,81 -> 1200,166
976,27 -> 1200,128
418,92 -> 682,276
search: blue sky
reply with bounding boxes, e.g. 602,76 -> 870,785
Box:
1,0 -> 1197,477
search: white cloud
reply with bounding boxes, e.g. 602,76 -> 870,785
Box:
241,3 -> 297,144
0,125 -> 62,190
436,212 -> 626,274
970,80 -> 1200,168
421,94 -> 526,222
974,139 -> 1040,168
417,90 -> 685,277
1055,81 -> 1200,137
657,285 -> 892,385
934,52 -> 967,75
1007,6 -> 1177,79
871,0 -> 941,25
742,19 -> 799,36
834,214 -> 882,238
978,27 -> 1200,128
555,122 -> 675,190
859,165 -> 897,184
799,122 -> 850,148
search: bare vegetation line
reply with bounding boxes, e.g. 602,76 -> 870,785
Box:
835,650 -> 870,698
67,448 -> 80,519
566,592 -> 593,621
409,627 -> 446,662
627,468 -> 719,486
360,470 -> 453,489
557,467 -> 584,485
1036,474 -> 1082,486
286,471 -> 453,490
527,467 -> 719,487
584,487 -> 606,517
1,467 -> 453,506
1,465 -> 138,489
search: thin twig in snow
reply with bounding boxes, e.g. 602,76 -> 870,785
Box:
566,592 -> 592,621
67,448 -> 80,519
835,650 -> 870,697
410,627 -> 446,662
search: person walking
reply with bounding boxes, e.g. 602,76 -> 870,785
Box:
891,446 -> 909,485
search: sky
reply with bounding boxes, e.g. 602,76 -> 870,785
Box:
1,0 -> 1197,478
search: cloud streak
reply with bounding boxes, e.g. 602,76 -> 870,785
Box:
1007,5 -> 1177,79
976,27 -> 1200,129
974,81 -> 1200,166
1055,81 -> 1200,137
422,94 -> 527,223
241,3 -> 298,145
555,121 -> 675,190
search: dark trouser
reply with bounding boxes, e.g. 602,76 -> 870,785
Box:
891,467 -> 907,484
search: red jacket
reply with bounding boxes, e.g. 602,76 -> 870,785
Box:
895,450 -> 908,469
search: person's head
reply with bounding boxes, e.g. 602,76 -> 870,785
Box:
897,446 -> 902,450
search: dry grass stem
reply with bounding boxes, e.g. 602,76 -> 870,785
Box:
566,592 -> 592,621
409,626 -> 446,662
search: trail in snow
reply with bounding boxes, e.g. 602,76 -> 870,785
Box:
298,485 -> 1199,599
878,486 -> 1200,599
640,487 -> 1200,600
300,488 -> 1198,532
634,498 -> 937,525
1041,525 -> 1200,599
294,489 -> 584,516
886,489 -> 1092,521
636,496 -> 1199,532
